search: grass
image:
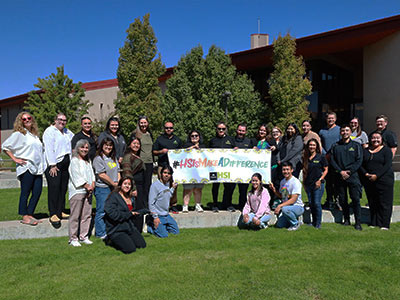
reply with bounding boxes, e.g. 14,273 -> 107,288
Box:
1,224 -> 400,300
1,182 -> 400,221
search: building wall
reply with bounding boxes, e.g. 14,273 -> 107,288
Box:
1,104 -> 23,144
83,86 -> 119,122
364,32 -> 400,136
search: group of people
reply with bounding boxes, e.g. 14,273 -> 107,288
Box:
1,111 -> 397,253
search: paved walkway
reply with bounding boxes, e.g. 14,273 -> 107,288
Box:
1,206 -> 399,240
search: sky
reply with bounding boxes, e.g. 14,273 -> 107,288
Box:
1,0 -> 399,99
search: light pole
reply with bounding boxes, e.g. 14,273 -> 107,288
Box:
221,91 -> 231,124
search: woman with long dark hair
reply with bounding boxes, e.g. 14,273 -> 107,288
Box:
238,173 -> 271,229
2,112 -> 45,226
147,165 -> 179,238
104,176 -> 147,254
131,116 -> 153,204
93,138 -> 120,239
251,124 -> 271,150
182,130 -> 205,213
302,138 -> 328,228
278,123 -> 303,178
121,135 -> 146,232
360,132 -> 394,229
98,116 -> 126,163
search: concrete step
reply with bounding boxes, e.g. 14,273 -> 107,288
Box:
1,206 -> 399,240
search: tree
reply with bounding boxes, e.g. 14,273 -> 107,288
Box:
163,45 -> 263,143
267,34 -> 312,129
24,66 -> 90,134
115,13 -> 165,137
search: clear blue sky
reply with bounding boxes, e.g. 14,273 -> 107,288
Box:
1,0 -> 399,99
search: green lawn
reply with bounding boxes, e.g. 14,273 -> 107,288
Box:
1,182 -> 400,221
1,224 -> 399,300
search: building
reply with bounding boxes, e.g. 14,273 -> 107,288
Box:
1,15 -> 400,147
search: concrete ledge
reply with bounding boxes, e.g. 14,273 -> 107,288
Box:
1,206 -> 400,240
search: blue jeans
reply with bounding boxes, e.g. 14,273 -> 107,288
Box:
18,171 -> 42,216
305,183 -> 324,227
238,213 -> 271,229
276,205 -> 304,228
147,215 -> 179,238
94,186 -> 111,237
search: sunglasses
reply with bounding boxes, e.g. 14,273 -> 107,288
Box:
217,127 -> 226,131
22,117 -> 32,121
57,118 -> 67,122
191,134 -> 199,138
164,127 -> 173,130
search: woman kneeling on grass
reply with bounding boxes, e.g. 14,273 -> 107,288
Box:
68,139 -> 95,247
238,173 -> 271,230
147,165 -> 179,238
104,176 -> 146,254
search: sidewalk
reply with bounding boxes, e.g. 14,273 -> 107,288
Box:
1,206 -> 399,240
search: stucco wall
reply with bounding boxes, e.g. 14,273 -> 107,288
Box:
83,86 -> 119,121
364,32 -> 400,136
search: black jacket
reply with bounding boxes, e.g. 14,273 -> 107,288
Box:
209,135 -> 235,149
330,139 -> 363,182
104,192 -> 138,236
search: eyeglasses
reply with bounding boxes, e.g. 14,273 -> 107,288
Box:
22,117 -> 32,121
217,127 -> 226,131
164,127 -> 173,130
191,134 -> 199,138
57,118 -> 67,122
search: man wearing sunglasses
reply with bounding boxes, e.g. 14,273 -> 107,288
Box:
233,123 -> 253,210
153,122 -> 182,213
209,122 -> 236,212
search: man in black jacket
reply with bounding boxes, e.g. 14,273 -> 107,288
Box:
209,122 -> 236,212
233,123 -> 253,210
330,124 -> 363,230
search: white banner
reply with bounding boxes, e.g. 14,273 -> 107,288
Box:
168,148 -> 271,184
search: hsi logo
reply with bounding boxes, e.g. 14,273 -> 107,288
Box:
209,172 -> 231,180
349,147 -> 355,151
217,172 -> 231,179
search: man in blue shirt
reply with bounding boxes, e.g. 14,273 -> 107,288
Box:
319,112 -> 340,210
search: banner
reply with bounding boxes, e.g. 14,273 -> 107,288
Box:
168,148 -> 271,184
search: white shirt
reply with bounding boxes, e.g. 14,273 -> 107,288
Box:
279,176 -> 304,207
68,157 -> 95,199
43,125 -> 74,165
1,130 -> 46,176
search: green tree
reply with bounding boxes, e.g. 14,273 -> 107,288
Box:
115,13 -> 165,137
24,66 -> 90,134
163,45 -> 263,143
267,34 -> 312,129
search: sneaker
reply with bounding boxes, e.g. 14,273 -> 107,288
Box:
99,235 -> 107,240
259,223 -> 268,229
287,223 -> 300,231
69,240 -> 81,247
182,205 -> 189,213
343,220 -> 351,226
195,203 -> 204,213
170,206 -> 179,214
80,238 -> 93,245
354,224 -> 363,231
212,206 -> 219,213
380,227 -> 389,231
227,206 -> 236,212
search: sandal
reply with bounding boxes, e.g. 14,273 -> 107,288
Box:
20,219 -> 38,226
